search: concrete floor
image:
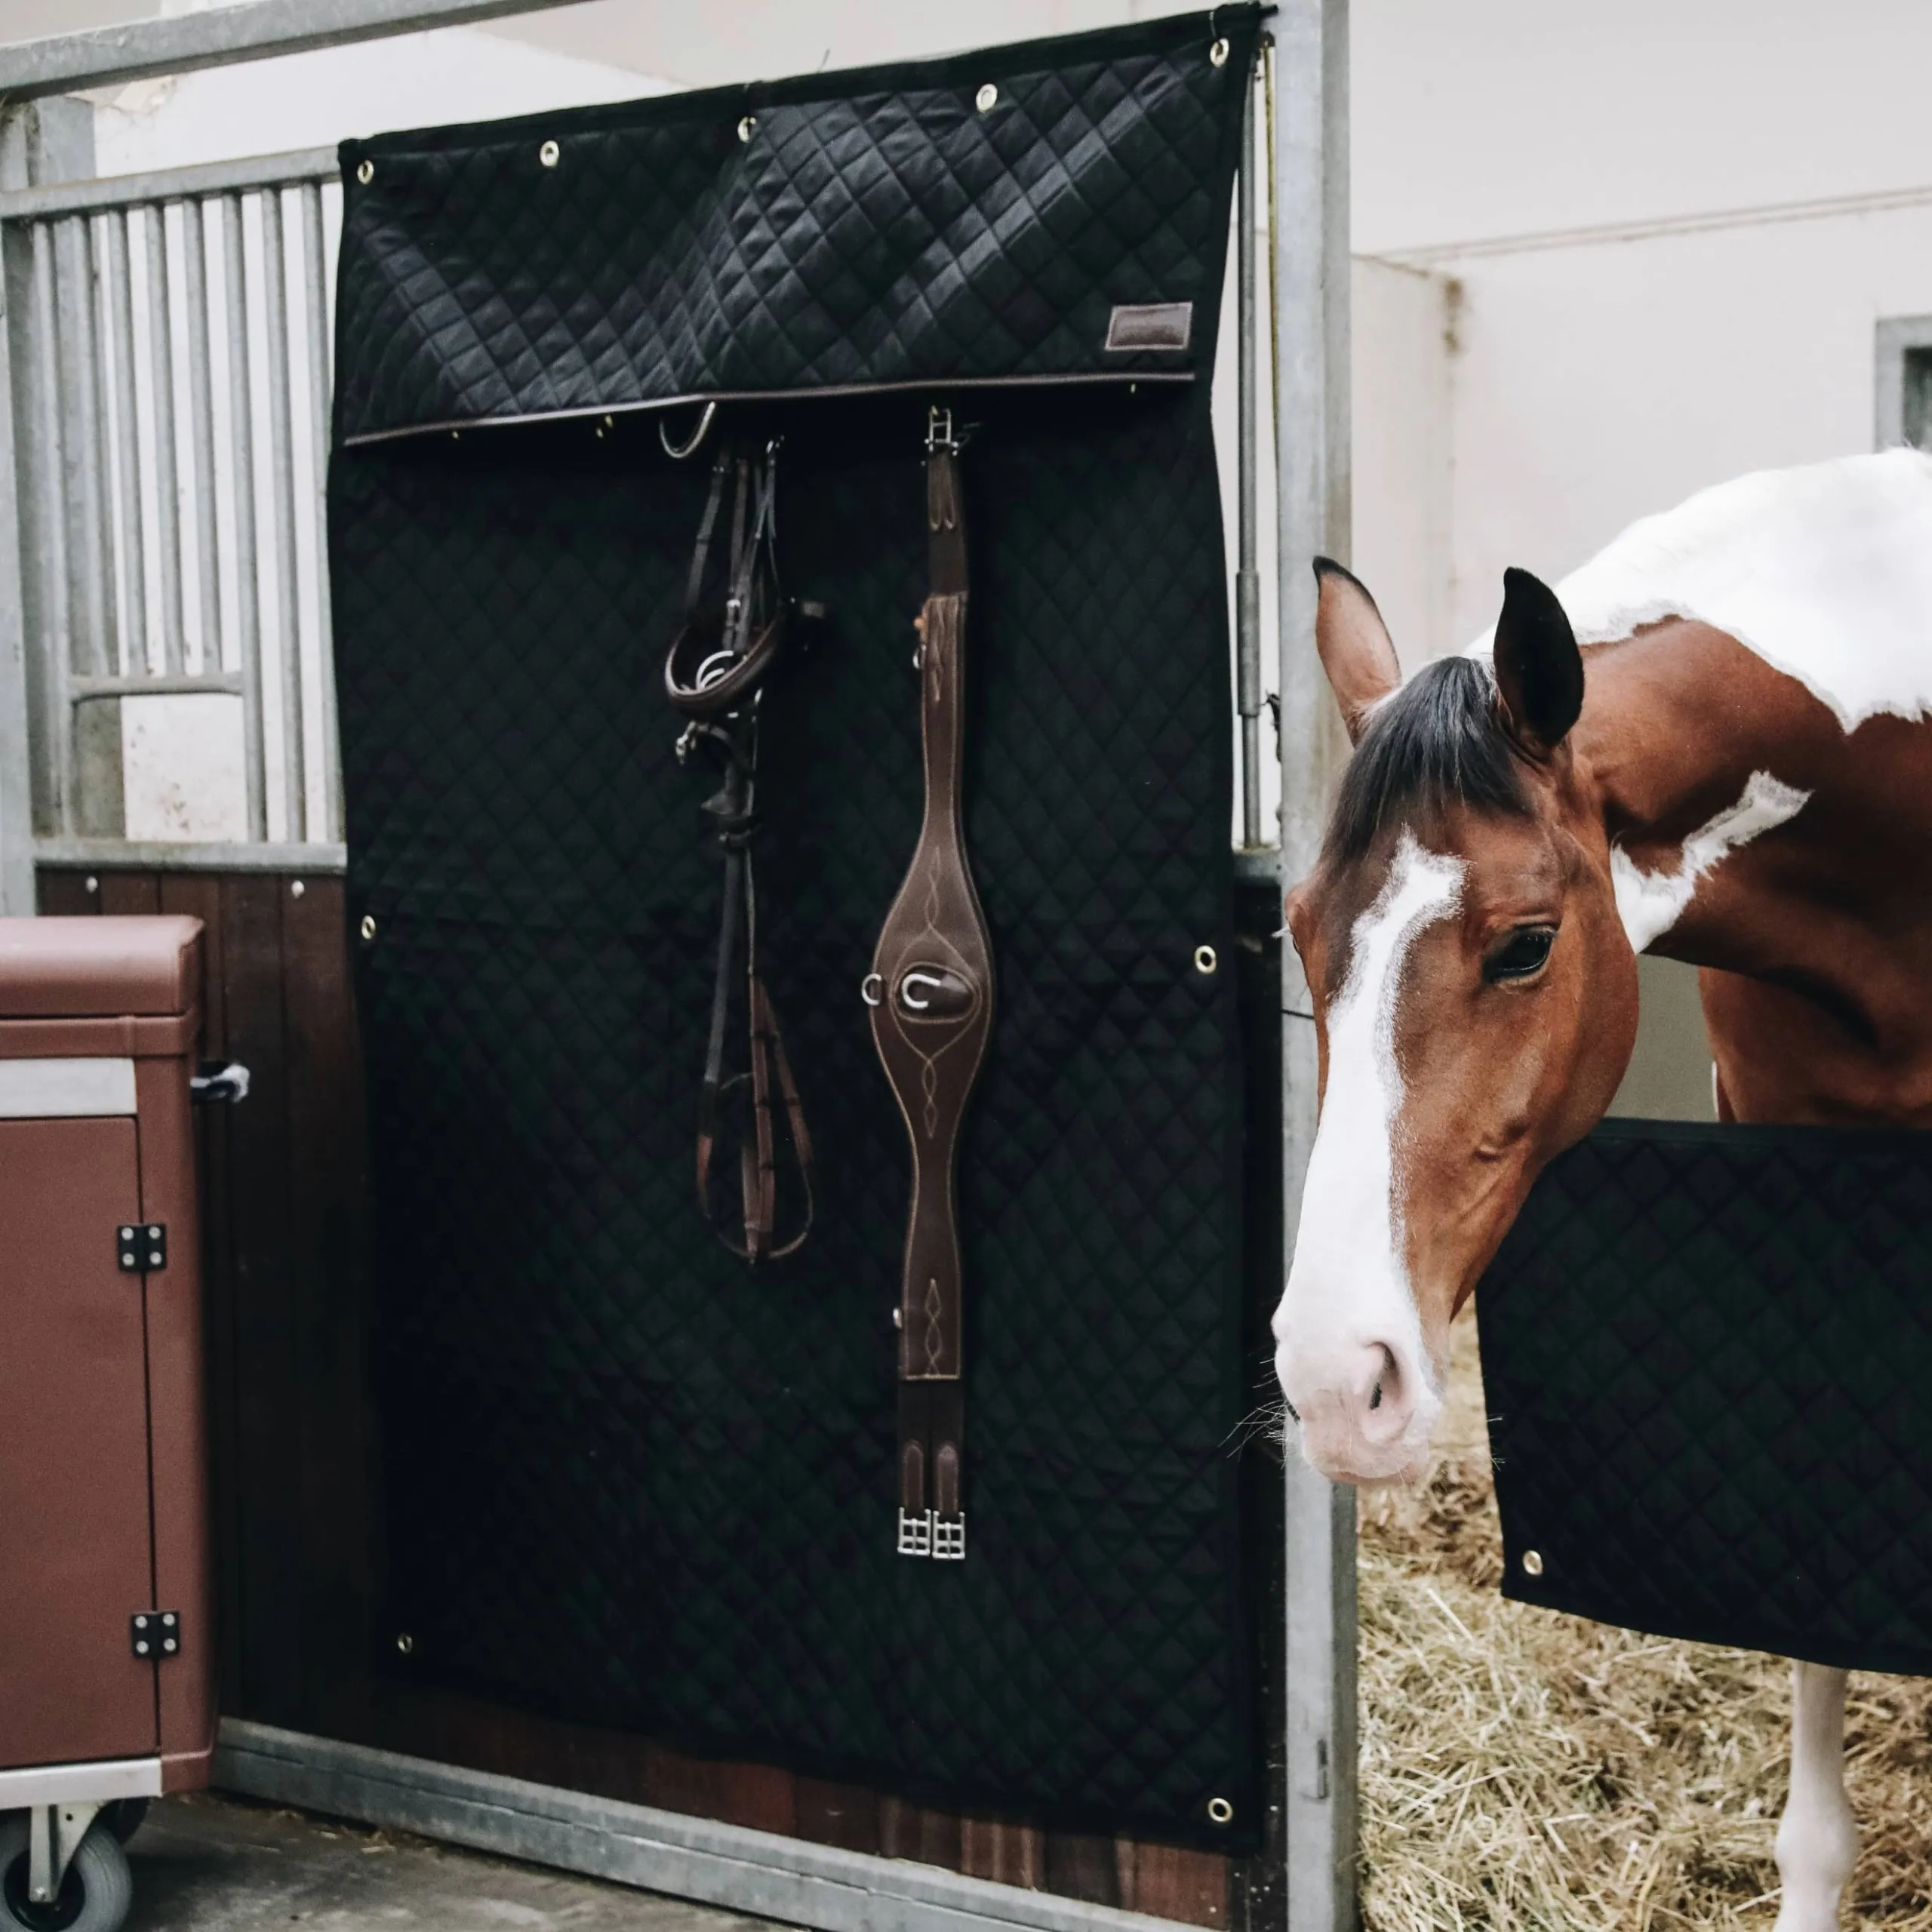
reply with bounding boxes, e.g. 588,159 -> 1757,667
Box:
124,1791 -> 772,1930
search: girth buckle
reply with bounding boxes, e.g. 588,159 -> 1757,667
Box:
924,403 -> 976,455
897,1507 -> 966,1560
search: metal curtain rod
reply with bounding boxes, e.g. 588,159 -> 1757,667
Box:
0,0 -> 591,101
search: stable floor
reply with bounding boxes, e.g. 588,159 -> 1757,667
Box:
125,1790 -> 772,1930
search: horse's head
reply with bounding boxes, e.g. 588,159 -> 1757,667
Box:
1273,561 -> 1640,1483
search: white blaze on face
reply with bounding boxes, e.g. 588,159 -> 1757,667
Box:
1275,831 -> 1466,1481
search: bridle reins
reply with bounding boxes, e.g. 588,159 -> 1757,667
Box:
664,438 -> 817,1263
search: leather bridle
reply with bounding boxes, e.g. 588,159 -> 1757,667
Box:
665,441 -> 816,1263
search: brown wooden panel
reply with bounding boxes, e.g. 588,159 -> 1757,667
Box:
158,876 -> 226,1041
795,1777 -> 881,1855
719,1761 -> 798,1836
217,869 -> 304,1725
160,872 -> 245,1709
959,1817 -> 1044,1890
637,1740 -> 795,1835
278,872 -> 378,1732
36,869 -> 100,915
1044,1831 -> 1120,1908
881,1797 -> 964,1872
99,872 -> 160,915
1116,1838 -> 1229,1928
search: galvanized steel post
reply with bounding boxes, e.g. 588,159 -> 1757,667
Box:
1271,2 -> 1357,1928
0,100 -> 96,907
0,245 -> 29,909
1235,69 -> 1262,851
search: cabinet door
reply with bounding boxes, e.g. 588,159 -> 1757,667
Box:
0,1115 -> 158,1768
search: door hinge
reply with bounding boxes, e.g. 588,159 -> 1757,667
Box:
117,1223 -> 165,1272
131,1611 -> 181,1660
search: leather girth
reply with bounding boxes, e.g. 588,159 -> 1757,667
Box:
868,412 -> 993,1562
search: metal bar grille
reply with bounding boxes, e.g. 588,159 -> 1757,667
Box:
9,151 -> 340,844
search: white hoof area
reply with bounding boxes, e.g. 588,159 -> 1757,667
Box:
1772,1894 -> 1846,1932
1774,1804 -> 1855,1932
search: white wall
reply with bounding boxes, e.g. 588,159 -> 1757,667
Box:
1352,0 -> 1932,255
1434,208 -> 1932,638
1350,257 -> 1454,669
89,24 -> 665,174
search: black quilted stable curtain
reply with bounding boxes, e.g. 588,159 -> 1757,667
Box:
331,9 -> 1266,1847
1481,1121 -> 1932,1675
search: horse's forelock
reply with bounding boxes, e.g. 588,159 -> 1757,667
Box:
1324,655 -> 1532,868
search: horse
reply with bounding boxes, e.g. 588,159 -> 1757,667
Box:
1271,447 -> 1932,1932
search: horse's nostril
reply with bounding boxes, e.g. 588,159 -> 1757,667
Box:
1369,1380 -> 1383,1411
1282,1397 -> 1300,1424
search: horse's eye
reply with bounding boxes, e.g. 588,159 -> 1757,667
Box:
1484,924 -> 1555,983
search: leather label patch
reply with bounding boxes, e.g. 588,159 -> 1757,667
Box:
1104,301 -> 1193,353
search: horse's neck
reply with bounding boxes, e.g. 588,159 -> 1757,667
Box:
1575,618 -> 1930,971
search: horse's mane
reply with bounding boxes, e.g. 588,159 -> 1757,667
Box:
1324,655 -> 1530,865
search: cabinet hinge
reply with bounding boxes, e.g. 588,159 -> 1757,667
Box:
131,1611 -> 181,1660
116,1223 -> 165,1272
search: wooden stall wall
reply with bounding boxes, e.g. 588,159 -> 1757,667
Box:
38,865 -> 1247,1930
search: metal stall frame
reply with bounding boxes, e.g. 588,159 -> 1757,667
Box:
1268,7 -> 1357,1928
0,3 -> 1356,1927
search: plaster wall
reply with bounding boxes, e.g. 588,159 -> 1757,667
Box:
1435,209 -> 1932,645
1349,257 -> 1453,669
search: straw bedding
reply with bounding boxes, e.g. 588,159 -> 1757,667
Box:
1358,1308 -> 1932,1929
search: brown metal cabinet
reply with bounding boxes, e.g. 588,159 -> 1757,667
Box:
0,918 -> 220,1932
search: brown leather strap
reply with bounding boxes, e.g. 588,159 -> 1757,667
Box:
868,407 -> 993,1561
672,439 -> 815,1263
665,454 -> 786,718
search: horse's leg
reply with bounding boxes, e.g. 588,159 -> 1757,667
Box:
1697,979 -> 1858,1927
1773,1660 -> 1855,1932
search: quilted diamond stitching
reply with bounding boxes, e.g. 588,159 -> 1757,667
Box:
1481,1122 -> 1932,1675
333,382 -> 1257,1844
333,10 -> 1260,441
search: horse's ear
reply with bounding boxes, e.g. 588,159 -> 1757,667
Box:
1312,558 -> 1400,745
1492,567 -> 1583,755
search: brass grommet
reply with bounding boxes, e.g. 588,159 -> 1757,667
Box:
1521,1549 -> 1544,1577
1193,943 -> 1218,975
1206,1796 -> 1234,1826
395,1632 -> 414,1655
975,82 -> 999,112
540,138 -> 560,168
356,158 -> 374,186
1209,37 -> 1231,66
737,115 -> 757,143
360,914 -> 377,942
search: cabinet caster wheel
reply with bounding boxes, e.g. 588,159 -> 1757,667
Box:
0,1817 -> 133,1932
96,1807 -> 146,1850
